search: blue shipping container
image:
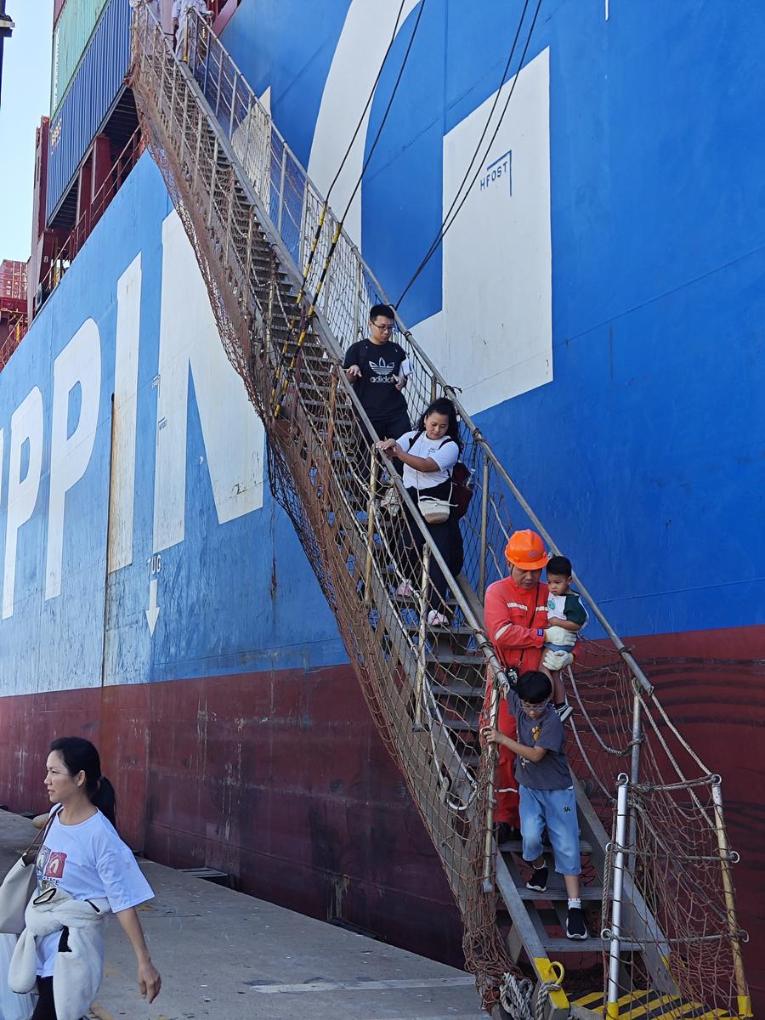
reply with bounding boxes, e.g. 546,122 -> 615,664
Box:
46,0 -> 131,224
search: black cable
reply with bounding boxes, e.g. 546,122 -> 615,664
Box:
293,0 -> 423,307
338,0 -> 427,223
395,0 -> 543,308
325,0 -> 409,205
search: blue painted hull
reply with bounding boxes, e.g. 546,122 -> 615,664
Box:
1,0 -> 763,1005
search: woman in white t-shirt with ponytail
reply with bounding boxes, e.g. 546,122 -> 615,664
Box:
20,737 -> 161,1020
377,397 -> 464,627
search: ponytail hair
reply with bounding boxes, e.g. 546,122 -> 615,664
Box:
49,737 -> 117,826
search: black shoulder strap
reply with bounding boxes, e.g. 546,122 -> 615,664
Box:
528,582 -> 541,627
23,806 -> 61,864
408,430 -> 423,450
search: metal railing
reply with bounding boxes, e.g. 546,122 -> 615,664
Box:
129,7 -> 751,1015
33,128 -> 145,319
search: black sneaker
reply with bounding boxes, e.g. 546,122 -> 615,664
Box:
566,906 -> 589,939
526,865 -> 548,892
496,822 -> 521,846
555,702 -> 573,723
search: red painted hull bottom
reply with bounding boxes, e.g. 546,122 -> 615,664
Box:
0,624 -> 762,1010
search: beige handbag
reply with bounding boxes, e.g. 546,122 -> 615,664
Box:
0,809 -> 59,935
416,493 -> 452,524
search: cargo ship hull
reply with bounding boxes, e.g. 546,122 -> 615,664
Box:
1,0 -> 763,1007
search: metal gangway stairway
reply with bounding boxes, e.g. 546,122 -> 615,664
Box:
128,7 -> 752,1019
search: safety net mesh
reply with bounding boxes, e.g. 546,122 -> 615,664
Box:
128,8 -> 750,1015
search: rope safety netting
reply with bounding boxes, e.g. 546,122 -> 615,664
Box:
565,642 -> 748,1015
128,7 -> 749,1015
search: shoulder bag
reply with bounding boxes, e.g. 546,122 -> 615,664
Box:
409,432 -> 455,524
0,809 -> 59,935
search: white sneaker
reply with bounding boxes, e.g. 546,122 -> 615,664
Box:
396,581 -> 415,598
380,487 -> 401,515
556,702 -> 574,723
426,610 -> 448,627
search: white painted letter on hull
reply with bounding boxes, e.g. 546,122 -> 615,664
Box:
108,253 -> 142,574
152,211 -> 264,554
3,388 -> 44,619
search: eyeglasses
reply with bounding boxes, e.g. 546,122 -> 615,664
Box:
371,321 -> 395,333
520,698 -> 550,712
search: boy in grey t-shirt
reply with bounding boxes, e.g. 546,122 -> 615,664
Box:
481,670 -> 588,940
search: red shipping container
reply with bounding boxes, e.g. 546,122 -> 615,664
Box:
0,261 -> 27,303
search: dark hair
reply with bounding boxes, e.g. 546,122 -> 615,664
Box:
50,737 -> 116,826
547,555 -> 572,577
416,397 -> 461,449
369,303 -> 395,322
516,671 -> 552,704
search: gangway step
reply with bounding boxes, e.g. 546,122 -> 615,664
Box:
431,681 -> 484,697
517,884 -> 603,901
426,652 -> 486,666
442,717 -> 480,733
500,836 -> 593,855
541,936 -> 640,954
405,622 -> 477,637
573,989 -> 738,1020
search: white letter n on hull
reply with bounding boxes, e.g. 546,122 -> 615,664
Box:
152,213 -> 264,554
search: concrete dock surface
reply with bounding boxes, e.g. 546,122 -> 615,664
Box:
0,811 -> 484,1020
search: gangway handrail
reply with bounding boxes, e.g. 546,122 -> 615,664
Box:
128,7 -> 752,1015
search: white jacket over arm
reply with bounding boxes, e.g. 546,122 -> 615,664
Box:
10,887 -> 110,1020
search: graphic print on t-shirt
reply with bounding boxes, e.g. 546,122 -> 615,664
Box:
343,339 -> 409,421
368,354 -> 396,381
36,844 -> 68,892
44,851 -> 67,879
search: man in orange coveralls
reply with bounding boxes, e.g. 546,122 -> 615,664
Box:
482,529 -> 551,840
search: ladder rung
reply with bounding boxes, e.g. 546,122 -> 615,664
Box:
406,623 -> 475,636
426,652 -> 486,666
430,681 -> 484,698
517,884 -> 603,901
500,837 -> 593,855
441,718 -> 478,733
541,936 -> 640,953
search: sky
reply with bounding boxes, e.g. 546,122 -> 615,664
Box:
0,0 -> 54,263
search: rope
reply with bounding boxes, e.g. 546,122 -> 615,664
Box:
499,973 -> 562,1020
128,8 -> 752,1013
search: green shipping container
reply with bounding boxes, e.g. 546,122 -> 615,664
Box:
51,0 -> 110,113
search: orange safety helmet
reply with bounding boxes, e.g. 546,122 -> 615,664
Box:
504,529 -> 550,571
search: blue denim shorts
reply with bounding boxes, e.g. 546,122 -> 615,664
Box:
519,785 -> 581,875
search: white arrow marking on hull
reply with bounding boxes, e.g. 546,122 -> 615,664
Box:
146,577 -> 160,636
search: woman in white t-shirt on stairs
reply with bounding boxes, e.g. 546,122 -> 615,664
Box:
24,737 -> 161,1020
377,397 -> 464,626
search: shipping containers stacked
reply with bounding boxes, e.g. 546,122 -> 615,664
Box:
51,0 -> 110,111
0,260 -> 27,304
0,261 -> 28,365
46,0 -> 132,224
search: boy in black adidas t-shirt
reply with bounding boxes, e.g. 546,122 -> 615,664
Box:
343,304 -> 412,442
